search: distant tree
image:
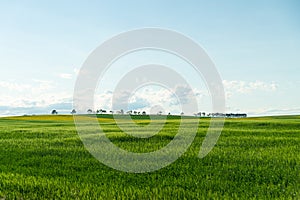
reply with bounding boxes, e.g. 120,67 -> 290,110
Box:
142,111 -> 146,115
202,112 -> 205,117
168,112 -> 171,115
96,109 -> 106,114
120,109 -> 124,114
110,110 -> 114,114
87,109 -> 93,114
157,111 -> 162,115
51,110 -> 58,115
180,112 -> 184,116
126,110 -> 132,115
138,111 -> 141,115
133,111 -> 137,115
71,109 -> 76,115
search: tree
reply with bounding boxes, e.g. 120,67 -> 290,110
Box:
180,112 -> 184,116
126,110 -> 132,115
51,110 -> 58,115
71,109 -> 76,115
87,109 -> 93,114
157,111 -> 162,115
120,109 -> 124,114
142,111 -> 146,115
110,110 -> 114,114
202,112 -> 205,117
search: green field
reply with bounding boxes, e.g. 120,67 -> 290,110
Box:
0,115 -> 299,199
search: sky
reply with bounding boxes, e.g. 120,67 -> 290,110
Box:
0,0 -> 299,116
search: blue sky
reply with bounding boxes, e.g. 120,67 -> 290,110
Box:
0,0 -> 299,116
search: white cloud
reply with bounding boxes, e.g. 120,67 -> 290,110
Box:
0,101 -> 73,116
0,79 -> 72,115
31,79 -> 54,93
0,80 -> 54,96
59,73 -> 72,79
0,92 -> 71,108
0,78 -> 289,117
0,81 -> 31,92
92,85 -> 208,115
247,107 -> 300,116
248,81 -> 277,91
223,80 -> 278,98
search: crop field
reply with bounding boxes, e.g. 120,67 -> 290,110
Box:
0,115 -> 299,199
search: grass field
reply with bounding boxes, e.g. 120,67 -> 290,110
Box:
0,114 -> 299,199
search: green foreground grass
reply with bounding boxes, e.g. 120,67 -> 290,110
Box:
0,115 -> 299,199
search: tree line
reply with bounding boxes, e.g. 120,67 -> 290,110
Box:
51,109 -> 247,118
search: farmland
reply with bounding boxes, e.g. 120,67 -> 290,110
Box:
0,115 -> 299,199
